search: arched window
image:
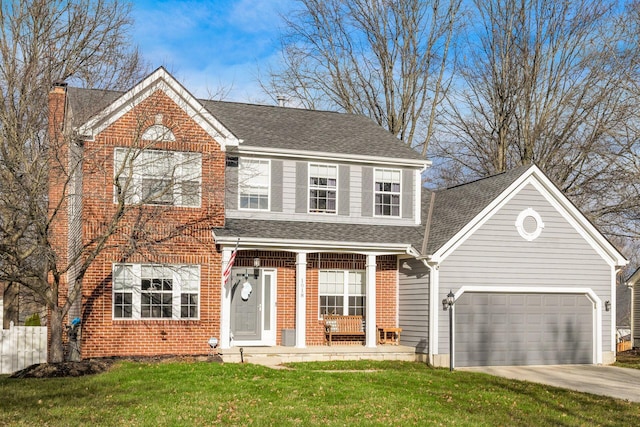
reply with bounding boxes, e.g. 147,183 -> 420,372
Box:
141,124 -> 175,141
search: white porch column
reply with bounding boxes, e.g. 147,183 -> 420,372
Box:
365,254 -> 377,348
220,248 -> 233,349
295,252 -> 307,348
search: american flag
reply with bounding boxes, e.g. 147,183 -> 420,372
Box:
222,239 -> 239,284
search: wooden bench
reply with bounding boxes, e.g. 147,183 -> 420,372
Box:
322,315 -> 365,346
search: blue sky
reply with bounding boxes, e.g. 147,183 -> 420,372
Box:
131,0 -> 295,102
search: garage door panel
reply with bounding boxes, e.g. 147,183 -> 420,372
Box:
455,293 -> 593,367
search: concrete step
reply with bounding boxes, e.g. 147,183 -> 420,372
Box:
219,345 -> 416,366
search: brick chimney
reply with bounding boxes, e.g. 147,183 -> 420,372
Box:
48,82 -> 68,140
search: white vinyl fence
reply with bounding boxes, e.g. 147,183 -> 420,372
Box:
0,322 -> 47,374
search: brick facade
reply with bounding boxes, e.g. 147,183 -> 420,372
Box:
49,75 -> 404,359
234,252 -> 398,346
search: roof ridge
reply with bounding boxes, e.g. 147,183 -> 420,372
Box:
438,164 -> 533,192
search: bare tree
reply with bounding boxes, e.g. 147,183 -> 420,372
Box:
432,0 -> 640,237
262,0 -> 461,155
0,0 -> 147,362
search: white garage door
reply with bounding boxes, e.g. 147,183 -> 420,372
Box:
455,293 -> 593,367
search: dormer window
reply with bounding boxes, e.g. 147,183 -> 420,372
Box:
141,124 -> 175,141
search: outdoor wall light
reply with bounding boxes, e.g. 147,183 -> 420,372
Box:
442,290 -> 455,311
605,300 -> 611,312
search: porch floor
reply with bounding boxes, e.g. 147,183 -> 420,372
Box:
218,345 -> 416,368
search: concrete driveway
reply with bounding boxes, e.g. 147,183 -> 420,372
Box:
460,365 -> 640,402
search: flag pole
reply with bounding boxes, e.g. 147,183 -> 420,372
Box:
222,238 -> 240,285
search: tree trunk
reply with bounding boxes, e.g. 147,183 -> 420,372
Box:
48,307 -> 65,363
3,282 -> 20,329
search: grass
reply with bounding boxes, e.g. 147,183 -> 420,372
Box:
1,360 -> 639,426
615,349 -> 640,370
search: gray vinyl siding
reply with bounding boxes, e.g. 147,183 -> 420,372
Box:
398,258 -> 430,354
226,159 -> 419,225
225,158 -> 238,210
350,165 -> 362,216
295,162 -> 307,213
437,183 -> 612,357
401,169 -> 413,219
361,167 -> 373,217
271,160 -> 283,212
281,160 -> 296,212
338,165 -> 350,216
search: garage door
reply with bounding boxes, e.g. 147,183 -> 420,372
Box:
455,293 -> 593,367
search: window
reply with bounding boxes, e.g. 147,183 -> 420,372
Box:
319,270 -> 365,317
113,264 -> 200,320
374,168 -> 401,216
239,158 -> 270,210
309,164 -> 337,214
114,148 -> 201,207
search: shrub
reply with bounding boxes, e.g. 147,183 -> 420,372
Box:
24,313 -> 41,326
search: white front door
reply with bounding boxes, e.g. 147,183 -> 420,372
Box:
230,268 -> 276,346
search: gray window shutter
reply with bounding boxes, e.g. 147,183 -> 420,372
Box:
338,165 -> 350,216
361,167 -> 373,217
295,162 -> 307,213
402,169 -> 413,219
271,160 -> 283,212
225,157 -> 238,210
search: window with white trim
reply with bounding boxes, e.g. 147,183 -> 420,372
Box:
113,264 -> 200,320
374,168 -> 401,216
238,158 -> 270,210
319,270 -> 365,317
114,148 -> 201,207
309,164 -> 337,214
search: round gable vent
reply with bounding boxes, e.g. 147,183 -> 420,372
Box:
515,208 -> 544,241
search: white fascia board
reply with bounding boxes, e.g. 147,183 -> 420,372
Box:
627,267 -> 640,287
429,168 -> 536,263
430,165 -> 627,267
527,177 -> 627,267
214,236 -> 414,255
236,145 -> 430,169
75,68 -> 242,149
526,168 -> 627,267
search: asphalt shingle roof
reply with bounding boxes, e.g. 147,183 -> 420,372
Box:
201,100 -> 423,160
64,84 -> 534,254
66,87 -> 122,125
214,218 -> 425,249
65,87 -> 424,161
423,164 -> 532,254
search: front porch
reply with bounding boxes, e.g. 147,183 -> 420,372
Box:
219,250 -> 402,349
219,345 -> 416,366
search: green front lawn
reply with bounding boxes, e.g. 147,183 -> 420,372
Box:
1,360 -> 638,426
